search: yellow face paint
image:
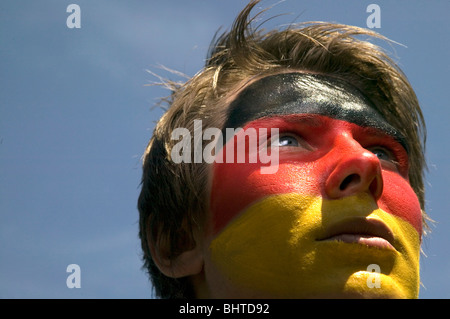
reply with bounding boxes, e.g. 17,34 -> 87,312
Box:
209,193 -> 420,298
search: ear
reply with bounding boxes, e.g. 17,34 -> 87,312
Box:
148,223 -> 204,279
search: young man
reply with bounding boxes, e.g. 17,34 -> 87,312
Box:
138,1 -> 428,298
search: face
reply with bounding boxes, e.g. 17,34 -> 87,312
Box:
201,73 -> 422,298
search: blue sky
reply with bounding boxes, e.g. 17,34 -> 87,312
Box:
0,0 -> 449,298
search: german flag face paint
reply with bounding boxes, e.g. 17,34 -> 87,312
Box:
204,73 -> 422,298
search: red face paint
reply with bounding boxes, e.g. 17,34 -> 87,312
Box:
209,114 -> 422,236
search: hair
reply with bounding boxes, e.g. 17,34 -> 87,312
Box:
138,0 -> 427,299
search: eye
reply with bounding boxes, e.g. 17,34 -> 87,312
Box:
368,146 -> 398,166
276,135 -> 300,147
268,133 -> 314,151
370,147 -> 392,160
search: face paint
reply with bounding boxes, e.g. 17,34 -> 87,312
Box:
222,72 -> 407,151
209,193 -> 420,298
210,115 -> 420,235
205,72 -> 422,298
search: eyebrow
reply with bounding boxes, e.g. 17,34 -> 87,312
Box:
279,113 -> 323,127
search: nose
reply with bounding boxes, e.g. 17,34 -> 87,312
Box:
325,140 -> 383,201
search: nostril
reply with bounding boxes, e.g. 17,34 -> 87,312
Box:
369,175 -> 383,200
339,174 -> 361,191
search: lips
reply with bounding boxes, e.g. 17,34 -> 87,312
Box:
317,217 -> 396,251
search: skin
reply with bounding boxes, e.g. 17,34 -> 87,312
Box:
196,72 -> 422,298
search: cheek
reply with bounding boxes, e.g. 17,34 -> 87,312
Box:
377,171 -> 422,236
210,160 -> 324,235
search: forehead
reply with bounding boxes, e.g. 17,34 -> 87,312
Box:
224,72 -> 407,150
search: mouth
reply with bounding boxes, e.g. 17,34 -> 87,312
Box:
317,217 -> 396,251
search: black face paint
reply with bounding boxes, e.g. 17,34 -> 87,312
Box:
223,72 -> 407,152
